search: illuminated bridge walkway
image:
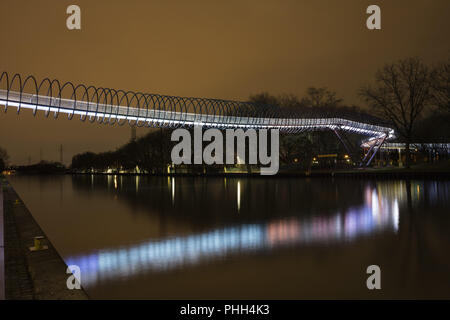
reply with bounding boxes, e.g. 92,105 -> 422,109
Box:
0,73 -> 395,164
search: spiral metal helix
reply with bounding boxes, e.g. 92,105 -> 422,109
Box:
0,72 -> 395,139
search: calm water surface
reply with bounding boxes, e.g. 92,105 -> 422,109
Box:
8,175 -> 450,299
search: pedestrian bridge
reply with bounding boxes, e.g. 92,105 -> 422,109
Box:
0,73 -> 395,165
0,73 -> 395,137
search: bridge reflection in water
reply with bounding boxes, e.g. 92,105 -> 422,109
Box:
66,184 -> 399,287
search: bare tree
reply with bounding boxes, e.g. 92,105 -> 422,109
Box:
301,87 -> 342,107
359,58 -> 432,168
430,60 -> 450,113
248,92 -> 279,107
0,146 -> 9,166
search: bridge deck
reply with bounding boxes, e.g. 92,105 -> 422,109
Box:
0,89 -> 395,139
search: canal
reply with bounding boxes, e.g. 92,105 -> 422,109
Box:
7,175 -> 450,299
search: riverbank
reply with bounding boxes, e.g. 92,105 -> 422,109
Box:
0,176 -> 88,300
334,161 -> 450,179
7,160 -> 450,180
66,163 -> 450,179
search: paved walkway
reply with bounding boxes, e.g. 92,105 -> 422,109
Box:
1,177 -> 88,299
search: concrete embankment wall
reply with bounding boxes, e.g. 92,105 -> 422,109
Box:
0,177 -> 4,299
0,176 -> 88,300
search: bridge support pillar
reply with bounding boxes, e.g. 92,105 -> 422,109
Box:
333,129 -> 359,164
360,135 -> 387,167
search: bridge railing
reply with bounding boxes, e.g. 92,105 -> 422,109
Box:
0,72 -> 396,139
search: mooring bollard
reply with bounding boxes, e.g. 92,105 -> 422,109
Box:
29,236 -> 48,251
34,236 -> 44,250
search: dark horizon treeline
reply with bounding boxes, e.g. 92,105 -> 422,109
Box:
65,57 -> 448,172
70,87 -> 377,173
69,110 -> 449,174
72,129 -> 174,173
70,129 -> 358,173
0,146 -> 9,172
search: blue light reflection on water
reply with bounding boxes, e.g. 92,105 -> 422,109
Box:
67,185 -> 399,286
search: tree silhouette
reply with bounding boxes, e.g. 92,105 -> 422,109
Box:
301,87 -> 342,107
0,146 -> 9,168
360,58 -> 433,168
431,60 -> 450,113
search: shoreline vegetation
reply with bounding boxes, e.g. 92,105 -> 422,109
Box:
4,160 -> 450,179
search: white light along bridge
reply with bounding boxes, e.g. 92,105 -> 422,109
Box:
0,73 -> 396,166
0,89 -> 394,136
